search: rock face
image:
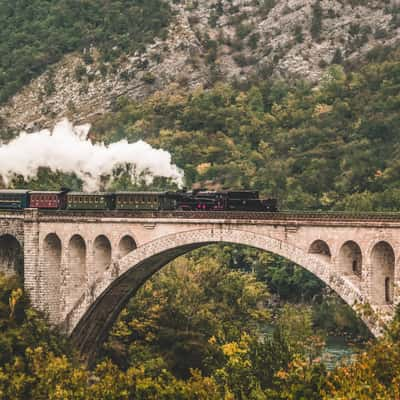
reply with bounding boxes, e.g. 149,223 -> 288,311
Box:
1,0 -> 399,131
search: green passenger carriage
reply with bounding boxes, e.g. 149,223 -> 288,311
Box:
66,192 -> 115,210
115,192 -> 175,211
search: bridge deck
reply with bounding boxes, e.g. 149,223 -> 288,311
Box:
36,209 -> 400,222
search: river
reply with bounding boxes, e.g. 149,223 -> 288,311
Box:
322,334 -> 362,369
261,324 -> 363,369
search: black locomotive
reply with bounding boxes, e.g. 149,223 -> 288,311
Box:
0,189 -> 278,212
170,189 -> 277,212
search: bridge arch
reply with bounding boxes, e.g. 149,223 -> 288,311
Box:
0,234 -> 23,276
70,227 -> 373,362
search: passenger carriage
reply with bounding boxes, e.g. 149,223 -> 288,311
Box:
66,192 -> 115,210
29,190 -> 68,209
115,192 -> 175,211
0,190 -> 29,209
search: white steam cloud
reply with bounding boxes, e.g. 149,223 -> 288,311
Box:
0,119 -> 184,191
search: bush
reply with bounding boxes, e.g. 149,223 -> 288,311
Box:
141,72 -> 156,84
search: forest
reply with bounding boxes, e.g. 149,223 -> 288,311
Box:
0,255 -> 399,399
0,0 -> 171,103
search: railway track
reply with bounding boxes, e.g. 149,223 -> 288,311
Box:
3,209 -> 400,222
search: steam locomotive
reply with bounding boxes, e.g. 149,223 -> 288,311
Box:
0,189 -> 278,212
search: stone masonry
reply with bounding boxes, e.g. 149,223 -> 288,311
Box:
1,209 -> 400,361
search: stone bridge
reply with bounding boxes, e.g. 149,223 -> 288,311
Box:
1,209 -> 400,361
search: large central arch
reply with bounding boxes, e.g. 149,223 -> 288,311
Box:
70,227 -> 368,364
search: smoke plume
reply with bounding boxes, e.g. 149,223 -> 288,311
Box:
0,119 -> 184,190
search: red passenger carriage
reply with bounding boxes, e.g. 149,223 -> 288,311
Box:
29,191 -> 68,209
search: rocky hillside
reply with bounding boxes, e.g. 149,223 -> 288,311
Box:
1,0 -> 399,132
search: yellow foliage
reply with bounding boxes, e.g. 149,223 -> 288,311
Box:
313,103 -> 333,116
196,162 -> 211,175
9,288 -> 23,318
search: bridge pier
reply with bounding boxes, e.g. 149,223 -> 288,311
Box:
23,209 -> 40,307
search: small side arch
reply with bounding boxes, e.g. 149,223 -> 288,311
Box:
308,240 -> 331,262
338,240 -> 362,278
93,235 -> 112,277
370,241 -> 395,305
118,235 -> 137,259
0,234 -> 23,277
67,235 -> 87,310
43,233 -> 62,323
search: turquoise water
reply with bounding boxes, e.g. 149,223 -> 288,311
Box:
260,325 -> 361,369
322,335 -> 360,370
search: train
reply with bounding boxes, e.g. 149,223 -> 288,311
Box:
0,189 -> 278,212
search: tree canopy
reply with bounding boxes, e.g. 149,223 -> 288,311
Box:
0,0 -> 171,103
